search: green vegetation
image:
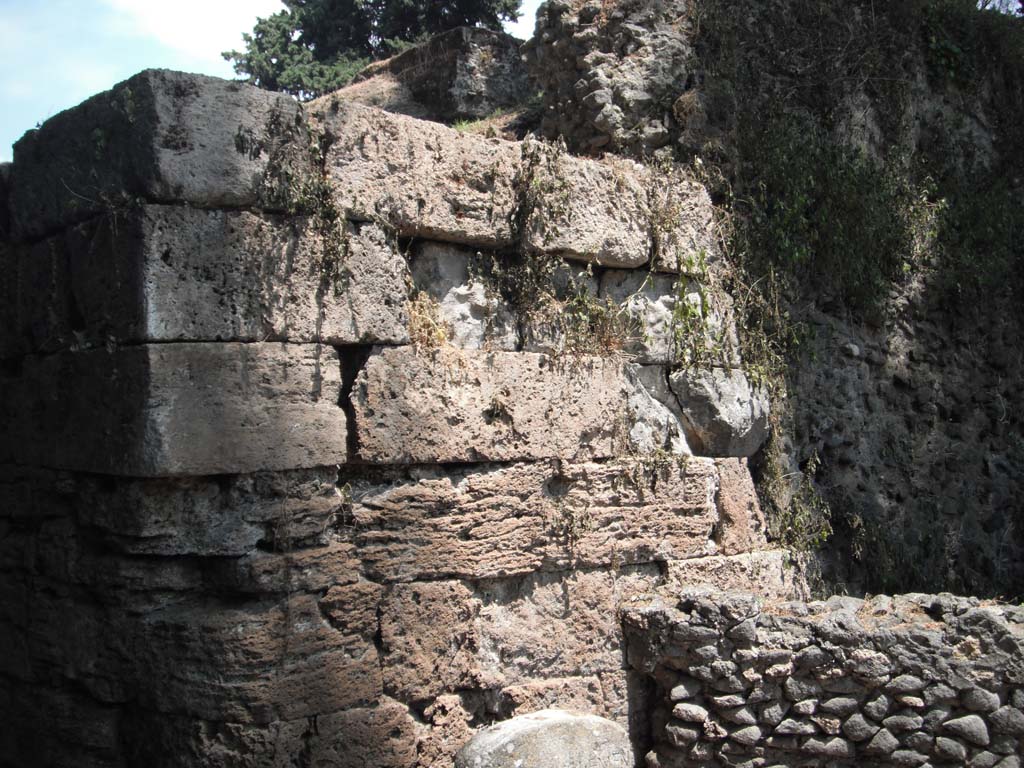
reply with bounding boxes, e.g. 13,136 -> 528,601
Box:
225,0 -> 522,99
675,0 -> 1024,569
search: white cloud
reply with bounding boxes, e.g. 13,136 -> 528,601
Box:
99,0 -> 285,66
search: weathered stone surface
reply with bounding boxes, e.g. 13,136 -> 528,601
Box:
380,566 -> 663,704
520,145 -> 651,268
352,347 -> 687,463
599,269 -> 738,366
599,270 -> 678,364
649,175 -> 721,275
669,367 -> 770,457
943,714 -> 991,746
350,458 -> 718,582
313,99 -> 520,247
14,207 -> 408,352
454,710 -> 632,768
714,458 -> 768,555
340,27 -> 531,122
7,343 -> 347,476
991,705 -> 1024,735
0,466 -> 343,557
312,100 -> 688,269
21,589 -> 380,724
410,241 -> 517,350
664,551 -> 807,600
626,590 -> 1024,766
122,699 -> 419,768
9,70 -> 307,239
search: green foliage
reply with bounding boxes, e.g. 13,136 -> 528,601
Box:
933,174 -> 1024,313
920,0 -> 1024,84
737,112 -> 928,314
225,0 -> 522,99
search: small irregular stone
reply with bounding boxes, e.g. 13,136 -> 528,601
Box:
990,705 -> 1024,735
842,713 -> 878,741
962,687 -> 1001,713
943,714 -> 990,746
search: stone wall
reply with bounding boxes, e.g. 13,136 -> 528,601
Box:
523,0 -> 1024,599
0,70 -> 793,767
624,590 -> 1024,768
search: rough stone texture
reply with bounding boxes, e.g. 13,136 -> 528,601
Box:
714,458 -> 768,555
311,97 -> 520,248
0,59 -> 783,768
663,551 -> 808,600
352,347 -> 688,463
9,69 -> 308,239
525,0 -> 696,156
454,709 -> 632,768
410,241 -> 517,350
4,343 -> 347,475
339,27 -> 531,122
349,457 -> 720,581
624,590 -> 1024,767
311,99 -> 711,271
9,207 -> 408,354
670,367 -> 770,457
519,143 -> 652,268
523,0 -> 1024,602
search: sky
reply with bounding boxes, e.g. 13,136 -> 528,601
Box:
0,0 -> 544,163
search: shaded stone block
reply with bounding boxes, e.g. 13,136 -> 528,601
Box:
10,70 -> 307,239
5,343 -> 347,476
13,207 -> 409,352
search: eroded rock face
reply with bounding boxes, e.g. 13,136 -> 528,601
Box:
454,710 -> 633,768
352,347 -> 688,463
525,0 -> 696,157
670,367 -> 770,457
9,69 -> 308,239
410,241 -> 518,350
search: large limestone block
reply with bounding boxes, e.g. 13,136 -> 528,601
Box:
410,241 -> 517,350
28,591 -> 381,723
714,458 -> 769,555
14,208 -> 409,352
7,343 -> 347,476
121,700 -> 419,768
351,347 -> 687,463
74,468 -> 344,557
379,566 -> 663,703
313,99 -> 521,248
9,70 -> 307,239
663,550 -> 809,600
649,175 -> 721,274
454,710 -> 633,768
349,458 -> 719,582
312,101 -> 692,269
669,366 -> 770,457
520,143 -> 652,268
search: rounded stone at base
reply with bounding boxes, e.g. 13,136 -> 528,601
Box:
454,709 -> 633,768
